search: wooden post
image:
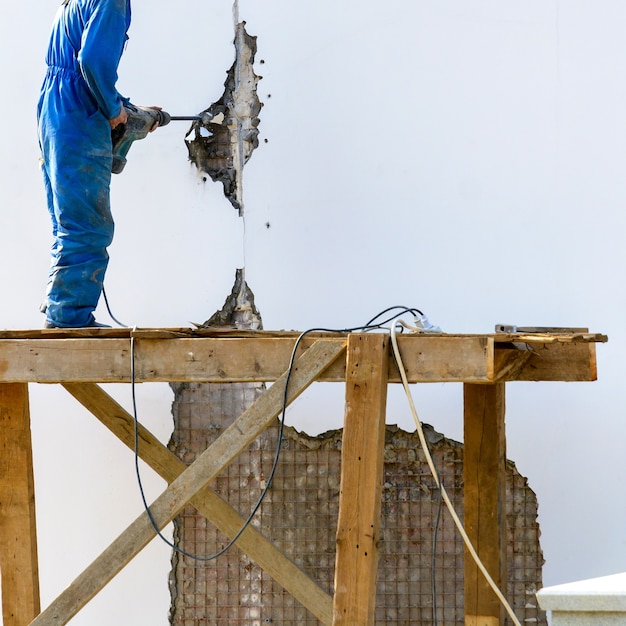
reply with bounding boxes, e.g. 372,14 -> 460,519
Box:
0,383 -> 40,625
333,334 -> 389,625
463,383 -> 507,626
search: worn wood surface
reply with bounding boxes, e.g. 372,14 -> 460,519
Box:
0,383 -> 40,626
498,340 -> 598,381
333,334 -> 389,625
463,383 -> 508,625
62,382 -> 334,625
0,331 -> 604,384
465,617 -> 500,626
30,339 -> 345,625
0,327 -> 607,342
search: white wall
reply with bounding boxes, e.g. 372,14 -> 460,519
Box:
1,1 -> 625,623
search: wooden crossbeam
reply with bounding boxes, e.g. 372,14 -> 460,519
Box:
499,341 -> 597,382
333,334 -> 389,625
30,338 -> 345,625
0,384 -> 40,626
62,382 -> 334,625
0,333 -> 602,384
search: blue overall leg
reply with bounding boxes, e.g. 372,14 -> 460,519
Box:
39,70 -> 115,328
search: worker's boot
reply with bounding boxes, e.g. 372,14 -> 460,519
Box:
44,320 -> 111,329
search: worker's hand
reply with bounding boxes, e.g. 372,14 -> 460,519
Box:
109,105 -> 128,129
147,106 -> 162,132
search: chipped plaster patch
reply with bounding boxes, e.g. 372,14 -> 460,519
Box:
185,23 -> 262,215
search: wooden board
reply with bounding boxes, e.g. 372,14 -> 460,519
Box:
0,332 -> 603,384
463,383 -> 507,624
0,383 -> 40,625
333,334 -> 389,625
494,341 -> 597,382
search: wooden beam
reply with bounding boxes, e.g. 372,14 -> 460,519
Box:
31,338 -> 345,625
333,334 -> 389,625
0,333 -> 601,384
62,382 -> 334,625
0,383 -> 40,625
0,336 -> 346,383
495,341 -> 597,382
463,383 -> 508,626
0,335 -> 491,383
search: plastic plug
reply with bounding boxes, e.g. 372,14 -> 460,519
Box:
413,312 -> 442,333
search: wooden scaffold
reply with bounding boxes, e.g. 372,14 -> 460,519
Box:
0,327 -> 606,625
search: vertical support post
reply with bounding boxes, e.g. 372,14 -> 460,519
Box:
0,383 -> 40,625
333,334 -> 388,625
463,383 -> 507,626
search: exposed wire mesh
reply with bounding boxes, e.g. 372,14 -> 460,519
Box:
168,382 -> 546,625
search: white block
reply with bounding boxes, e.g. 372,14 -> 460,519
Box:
537,572 -> 626,626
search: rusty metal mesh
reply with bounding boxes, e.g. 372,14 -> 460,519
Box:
168,382 -> 545,626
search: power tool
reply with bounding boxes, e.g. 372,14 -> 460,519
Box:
111,104 -> 211,174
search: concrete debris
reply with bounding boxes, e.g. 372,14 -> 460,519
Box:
198,268 -> 262,330
185,23 -> 262,214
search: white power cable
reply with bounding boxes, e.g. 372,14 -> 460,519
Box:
389,318 -> 522,626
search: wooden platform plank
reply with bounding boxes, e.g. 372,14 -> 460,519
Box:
62,382 -> 334,625
333,334 -> 389,625
0,333 -> 597,384
30,339 -> 345,625
0,384 -> 40,626
0,327 -> 607,343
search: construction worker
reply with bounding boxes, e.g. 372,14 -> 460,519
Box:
38,0 -> 132,328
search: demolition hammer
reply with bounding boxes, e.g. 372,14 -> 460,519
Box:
111,104 -> 212,174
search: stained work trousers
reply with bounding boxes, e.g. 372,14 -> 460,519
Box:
38,67 -> 114,328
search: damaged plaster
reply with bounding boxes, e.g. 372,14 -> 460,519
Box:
197,268 -> 262,330
185,23 -> 262,215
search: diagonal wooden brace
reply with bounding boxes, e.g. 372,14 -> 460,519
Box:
61,381 -> 334,625
30,338 -> 346,626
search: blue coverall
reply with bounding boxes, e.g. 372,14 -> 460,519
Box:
38,0 -> 131,327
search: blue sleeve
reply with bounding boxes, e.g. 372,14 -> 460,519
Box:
78,0 -> 130,120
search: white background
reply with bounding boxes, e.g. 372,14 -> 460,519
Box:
1,1 -> 624,623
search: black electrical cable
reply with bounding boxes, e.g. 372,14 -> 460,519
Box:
130,335 -> 248,562
363,305 -> 424,329
102,286 -> 128,327
129,330 -> 318,562
130,307 -> 432,564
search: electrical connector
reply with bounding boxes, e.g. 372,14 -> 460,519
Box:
413,312 -> 442,333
